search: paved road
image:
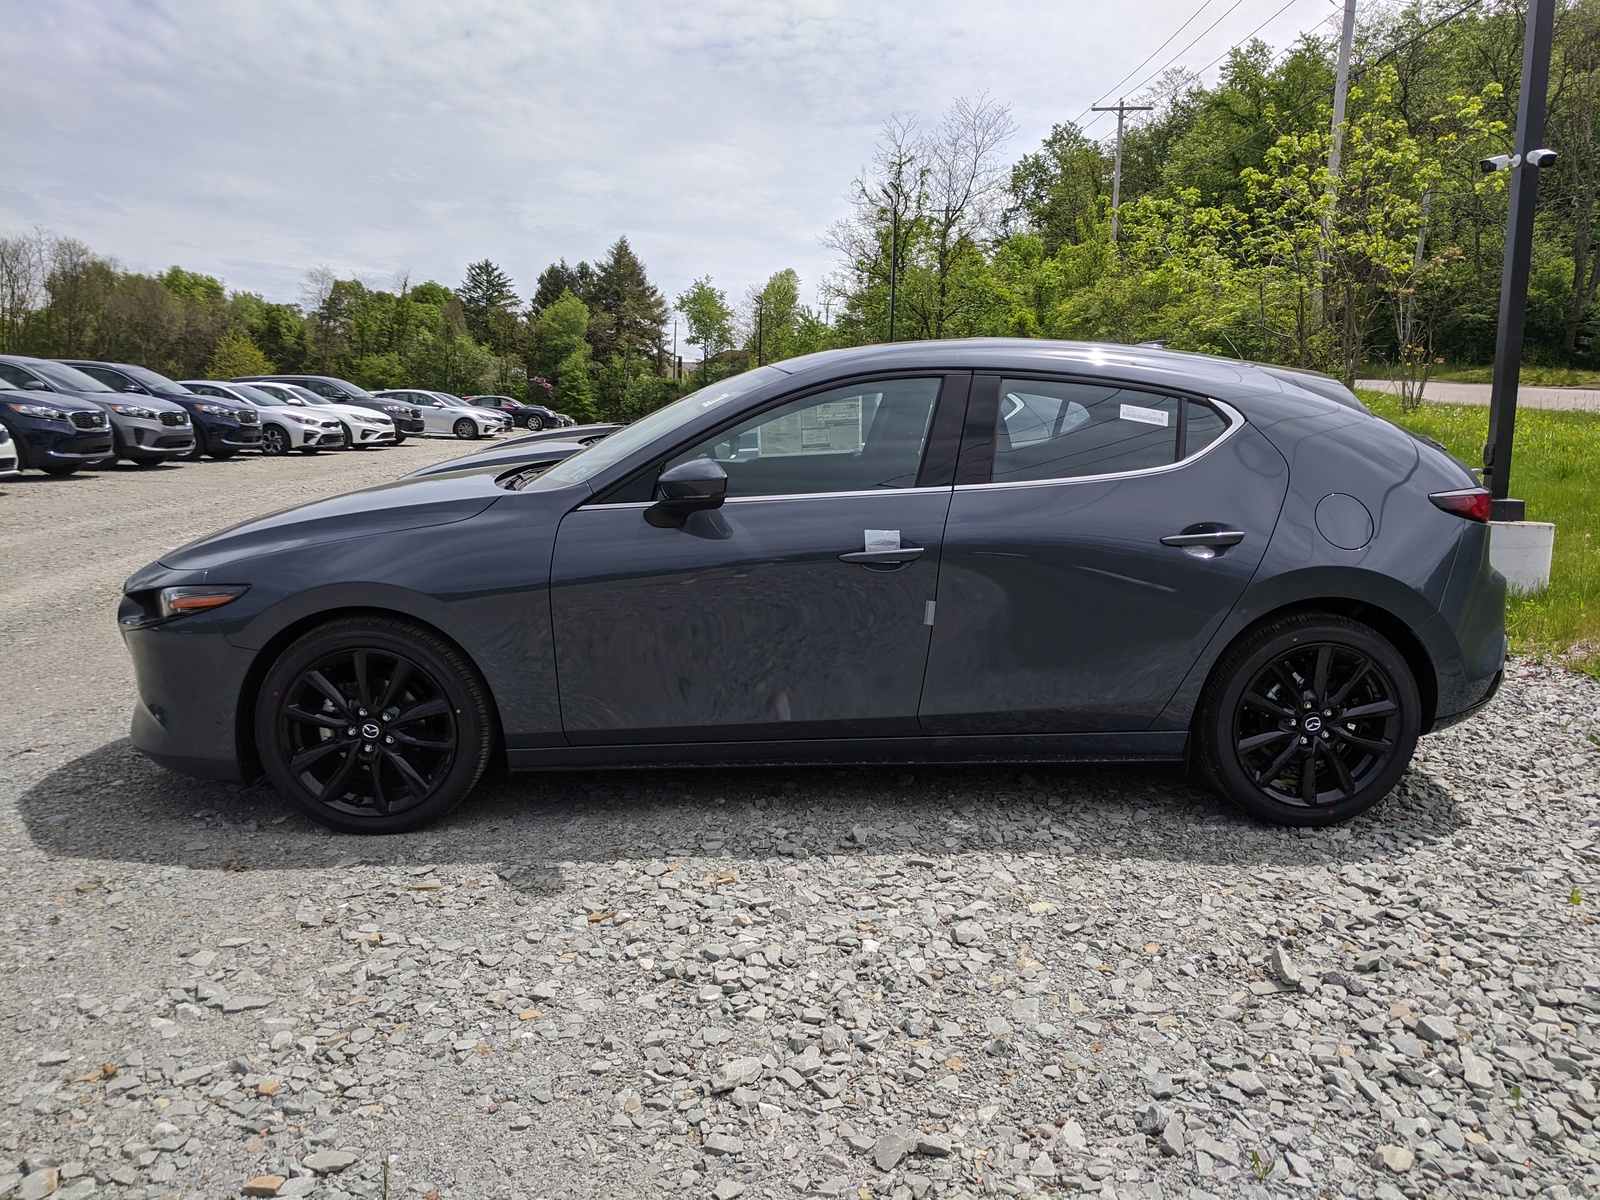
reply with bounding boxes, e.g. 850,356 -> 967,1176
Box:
1357,378 -> 1600,412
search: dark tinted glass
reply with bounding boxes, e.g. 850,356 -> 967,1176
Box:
666,378 -> 942,498
992,380 -> 1179,483
1184,402 -> 1227,456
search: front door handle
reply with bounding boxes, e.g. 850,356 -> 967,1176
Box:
839,546 -> 926,564
1160,529 -> 1245,548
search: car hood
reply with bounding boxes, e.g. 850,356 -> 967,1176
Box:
402,439 -> 587,479
156,471 -> 504,571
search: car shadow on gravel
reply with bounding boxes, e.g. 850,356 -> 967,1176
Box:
15,736 -> 1467,884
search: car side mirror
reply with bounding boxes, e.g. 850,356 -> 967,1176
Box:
23,379 -> 49,390
123,383 -> 146,393
653,458 -> 728,514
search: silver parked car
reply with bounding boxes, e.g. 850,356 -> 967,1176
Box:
0,356 -> 194,466
373,389 -> 510,439
180,381 -> 344,455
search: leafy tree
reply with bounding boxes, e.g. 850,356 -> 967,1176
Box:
674,276 -> 736,378
1007,122 -> 1107,253
204,329 -> 274,378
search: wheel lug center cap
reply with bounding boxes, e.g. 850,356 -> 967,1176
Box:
1302,714 -> 1323,734
361,722 -> 382,741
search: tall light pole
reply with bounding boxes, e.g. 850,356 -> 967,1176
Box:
1482,0 -> 1558,519
881,183 -> 901,342
1092,99 -> 1153,241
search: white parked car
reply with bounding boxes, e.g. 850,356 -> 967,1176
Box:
244,382 -> 396,448
0,422 -> 18,477
180,381 -> 344,455
374,389 -> 510,439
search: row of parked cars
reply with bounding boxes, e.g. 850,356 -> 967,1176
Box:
0,356 -> 577,476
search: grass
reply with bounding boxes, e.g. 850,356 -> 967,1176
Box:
1358,389 -> 1600,676
1361,362 -> 1600,387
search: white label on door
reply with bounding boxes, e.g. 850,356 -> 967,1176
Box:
1119,403 -> 1169,427
865,529 -> 901,552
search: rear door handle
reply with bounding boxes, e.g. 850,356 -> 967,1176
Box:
1160,530 -> 1244,548
839,546 -> 926,564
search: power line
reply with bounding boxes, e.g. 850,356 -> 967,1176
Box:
1073,0 -> 1222,126
1186,0 -> 1315,81
1081,0 -> 1252,134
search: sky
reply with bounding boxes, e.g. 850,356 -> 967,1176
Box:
0,0 -> 1337,316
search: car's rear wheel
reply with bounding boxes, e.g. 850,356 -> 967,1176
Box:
1194,613 -> 1420,827
453,418 -> 477,440
256,618 -> 494,833
261,425 -> 292,456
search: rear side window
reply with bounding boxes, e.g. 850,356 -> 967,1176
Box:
989,379 -> 1227,484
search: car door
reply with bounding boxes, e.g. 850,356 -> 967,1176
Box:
550,373 -> 968,744
919,373 -> 1289,734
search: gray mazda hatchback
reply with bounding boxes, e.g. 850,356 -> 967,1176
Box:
120,340 -> 1505,833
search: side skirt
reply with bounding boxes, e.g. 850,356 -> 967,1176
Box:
506,731 -> 1187,772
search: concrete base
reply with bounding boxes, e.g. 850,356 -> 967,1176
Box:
1489,520 -> 1555,593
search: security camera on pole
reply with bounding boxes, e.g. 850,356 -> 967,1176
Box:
1479,0 -> 1558,592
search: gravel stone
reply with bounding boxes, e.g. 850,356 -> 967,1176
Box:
4,449 -> 1600,1200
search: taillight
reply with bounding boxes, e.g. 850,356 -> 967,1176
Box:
1429,488 -> 1493,522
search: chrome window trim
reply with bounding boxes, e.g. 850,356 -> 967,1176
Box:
580,485 -> 954,512
956,397 -> 1244,493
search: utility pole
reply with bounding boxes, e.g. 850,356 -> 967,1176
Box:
881,183 -> 902,342
1317,0 -> 1358,315
1092,99 -> 1153,241
1484,0 -> 1558,518
755,300 -> 765,367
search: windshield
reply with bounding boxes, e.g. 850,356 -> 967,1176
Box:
323,377 -> 375,399
524,366 -> 788,490
437,394 -> 472,407
30,361 -> 116,393
120,364 -> 195,394
228,384 -> 284,407
288,385 -> 335,405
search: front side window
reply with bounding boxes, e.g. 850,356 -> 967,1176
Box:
663,377 -> 942,499
989,378 -> 1226,484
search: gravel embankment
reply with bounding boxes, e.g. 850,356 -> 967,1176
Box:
2,445 -> 1598,1200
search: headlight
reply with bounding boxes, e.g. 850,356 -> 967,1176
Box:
381,404 -> 406,415
119,585 -> 250,628
8,402 -> 67,420
106,403 -> 158,419
281,412 -> 313,425
193,403 -> 236,416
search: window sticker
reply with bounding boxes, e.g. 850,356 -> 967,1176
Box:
864,529 -> 901,552
758,398 -> 863,457
1119,403 -> 1170,427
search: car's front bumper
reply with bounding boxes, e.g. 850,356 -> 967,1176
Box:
123,611 -> 255,782
350,425 -> 396,445
393,417 -> 425,434
115,413 -> 195,457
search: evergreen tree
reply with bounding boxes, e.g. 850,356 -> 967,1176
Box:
589,237 -> 668,364
456,259 -> 518,350
528,259 -> 597,316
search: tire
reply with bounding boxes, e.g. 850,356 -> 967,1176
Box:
180,425 -> 208,462
338,423 -> 353,449
255,617 -> 494,834
453,418 -> 477,440
393,434 -> 408,446
1194,612 -> 1420,827
526,415 -> 544,431
261,425 -> 292,456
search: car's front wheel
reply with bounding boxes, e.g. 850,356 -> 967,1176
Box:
1194,613 -> 1420,827
453,417 -> 477,440
393,434 -> 408,446
261,425 -> 292,456
255,618 -> 494,833
525,414 -> 544,431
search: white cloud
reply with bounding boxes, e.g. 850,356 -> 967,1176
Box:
0,0 -> 1330,311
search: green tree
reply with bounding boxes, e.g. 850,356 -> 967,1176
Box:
1007,122 -> 1108,253
589,237 -> 667,363
456,259 -> 519,351
204,329 -> 274,377
675,276 -> 735,378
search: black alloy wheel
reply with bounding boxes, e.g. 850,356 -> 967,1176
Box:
453,417 -> 477,440
256,618 -> 493,833
1195,613 -> 1419,826
261,425 -> 292,456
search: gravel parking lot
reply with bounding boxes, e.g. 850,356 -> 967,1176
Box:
2,445 -> 1599,1200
